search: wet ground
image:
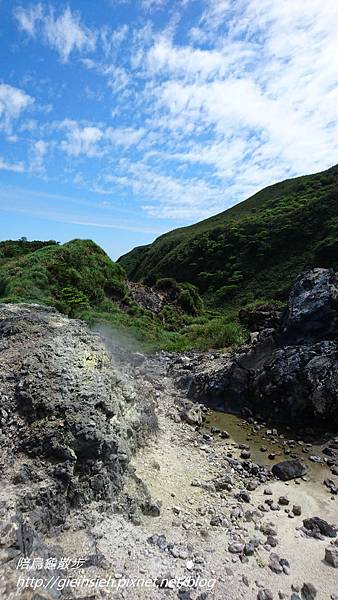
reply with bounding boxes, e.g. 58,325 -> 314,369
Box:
204,410 -> 337,504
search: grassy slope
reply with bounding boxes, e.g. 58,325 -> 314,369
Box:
119,164 -> 338,306
0,239 -> 245,351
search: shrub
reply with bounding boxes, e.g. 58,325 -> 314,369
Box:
155,277 -> 179,291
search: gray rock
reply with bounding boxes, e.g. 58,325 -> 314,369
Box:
301,583 -> 317,600
257,589 -> 273,600
325,546 -> 338,567
181,406 -> 203,426
228,542 -> 245,554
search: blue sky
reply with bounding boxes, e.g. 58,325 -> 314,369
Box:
0,0 -> 337,259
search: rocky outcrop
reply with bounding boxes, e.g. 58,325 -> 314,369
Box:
0,303 -> 158,535
186,269 -> 338,429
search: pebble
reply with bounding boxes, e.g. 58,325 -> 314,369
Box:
257,589 -> 273,600
301,583 -> 317,600
228,542 -> 245,554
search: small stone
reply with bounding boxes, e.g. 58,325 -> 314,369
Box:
325,546 -> 338,568
269,558 -> 283,574
257,589 -> 273,600
238,490 -> 251,503
241,450 -> 251,459
210,515 -> 222,527
244,542 -> 255,556
278,496 -> 289,506
267,535 -> 278,547
301,583 -> 317,600
228,542 -> 245,554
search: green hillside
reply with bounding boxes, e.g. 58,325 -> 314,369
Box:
0,239 -> 127,314
119,165 -> 338,306
0,238 -> 244,351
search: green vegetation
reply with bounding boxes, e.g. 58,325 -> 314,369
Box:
119,164 -> 338,306
4,165 -> 336,352
0,238 -> 245,352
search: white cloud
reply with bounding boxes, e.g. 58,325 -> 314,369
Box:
106,127 -> 145,147
44,6 -> 96,63
0,157 -> 25,173
9,0 -> 338,223
104,160 -> 224,219
60,122 -> 104,157
0,83 -> 33,132
141,0 -> 168,12
30,140 -> 48,173
14,4 -> 43,36
14,5 -> 96,62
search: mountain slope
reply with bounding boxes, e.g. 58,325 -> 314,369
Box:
0,239 -> 245,351
0,238 -> 128,315
119,165 -> 338,304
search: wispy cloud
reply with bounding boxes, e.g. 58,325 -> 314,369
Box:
14,4 -> 96,62
0,83 -> 33,133
7,0 -> 338,224
0,157 -> 25,173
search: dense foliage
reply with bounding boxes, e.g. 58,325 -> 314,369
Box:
0,239 -> 244,351
119,165 -> 338,306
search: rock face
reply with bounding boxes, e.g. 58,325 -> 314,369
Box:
188,269 -> 338,429
280,268 -> 338,343
0,303 -> 157,534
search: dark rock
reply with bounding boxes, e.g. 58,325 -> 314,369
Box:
210,515 -> 222,527
186,269 -> 338,429
272,459 -> 308,481
238,490 -> 251,503
303,517 -> 337,538
244,542 -> 255,556
280,268 -> 338,344
278,496 -> 289,506
301,583 -> 317,600
239,304 -> 281,332
241,450 -> 251,459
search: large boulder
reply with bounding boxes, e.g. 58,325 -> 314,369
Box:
272,459 -> 308,481
0,303 -> 158,533
280,268 -> 338,344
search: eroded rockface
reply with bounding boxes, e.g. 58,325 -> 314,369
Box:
183,269 -> 338,430
0,303 -> 158,535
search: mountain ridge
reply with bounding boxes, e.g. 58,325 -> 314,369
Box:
118,163 -> 338,305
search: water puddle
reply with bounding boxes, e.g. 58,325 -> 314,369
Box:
204,410 -> 337,504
